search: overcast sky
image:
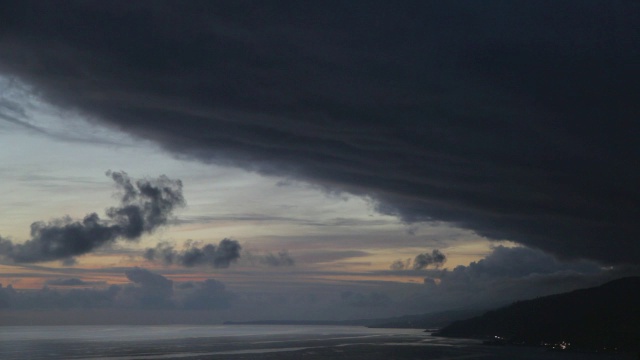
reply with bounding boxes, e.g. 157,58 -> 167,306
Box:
0,1 -> 638,323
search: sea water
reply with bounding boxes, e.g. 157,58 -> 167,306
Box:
0,325 -> 635,359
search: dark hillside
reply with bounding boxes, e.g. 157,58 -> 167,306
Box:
435,277 -> 640,351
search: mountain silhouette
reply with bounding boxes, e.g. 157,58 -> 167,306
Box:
434,277 -> 640,352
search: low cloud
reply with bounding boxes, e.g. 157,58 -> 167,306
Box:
144,238 -> 242,268
260,251 -> 295,267
397,246 -> 619,312
0,268 -> 233,311
0,171 -> 184,263
444,246 -> 600,280
181,279 -> 233,310
122,267 -> 174,308
125,267 -> 173,289
0,282 -> 120,310
45,278 -> 105,287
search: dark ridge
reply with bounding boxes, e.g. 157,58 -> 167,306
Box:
434,277 -> 640,352
365,309 -> 485,329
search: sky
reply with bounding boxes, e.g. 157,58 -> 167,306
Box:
0,1 -> 638,324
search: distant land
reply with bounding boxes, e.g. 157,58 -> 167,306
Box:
434,277 -> 640,352
223,309 -> 484,329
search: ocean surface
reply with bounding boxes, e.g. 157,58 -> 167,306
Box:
0,325 -> 635,360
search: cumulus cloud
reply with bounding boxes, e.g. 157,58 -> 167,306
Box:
260,251 -> 295,267
125,267 -> 173,289
413,249 -> 446,270
144,238 -> 241,268
439,246 -> 602,286
390,258 -> 412,271
389,249 -> 446,270
398,246 -> 619,312
0,171 -> 184,263
181,279 -> 233,310
122,267 -> 174,308
0,2 -> 638,264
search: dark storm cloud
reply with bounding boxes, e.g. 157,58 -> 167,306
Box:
144,238 -> 242,268
1,1 -> 638,264
0,171 -> 184,263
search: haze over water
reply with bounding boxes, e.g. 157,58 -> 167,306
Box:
0,325 -> 634,360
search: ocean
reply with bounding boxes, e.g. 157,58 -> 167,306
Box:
0,325 -> 635,359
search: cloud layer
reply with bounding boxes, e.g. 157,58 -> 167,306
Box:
0,268 -> 232,311
410,246 -> 613,310
0,171 -> 184,263
0,2 -> 638,264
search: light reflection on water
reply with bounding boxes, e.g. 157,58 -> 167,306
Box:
94,347 -> 311,360
0,325 -> 634,360
0,324 -> 426,342
0,325 -> 441,360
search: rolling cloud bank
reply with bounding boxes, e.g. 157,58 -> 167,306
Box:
0,1 -> 637,265
0,1 -> 638,324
